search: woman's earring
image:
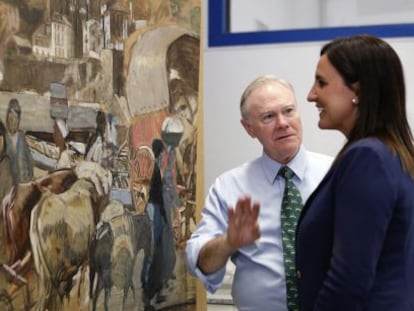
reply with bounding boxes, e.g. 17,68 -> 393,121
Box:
352,98 -> 358,105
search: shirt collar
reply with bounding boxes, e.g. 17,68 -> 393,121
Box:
260,145 -> 307,184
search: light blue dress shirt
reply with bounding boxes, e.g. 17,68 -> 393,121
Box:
185,145 -> 333,311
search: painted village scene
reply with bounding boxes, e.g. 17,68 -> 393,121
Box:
0,0 -> 201,310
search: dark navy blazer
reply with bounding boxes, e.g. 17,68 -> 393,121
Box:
296,138 -> 414,311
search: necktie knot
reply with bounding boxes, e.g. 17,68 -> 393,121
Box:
279,166 -> 294,180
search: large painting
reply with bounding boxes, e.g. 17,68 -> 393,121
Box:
0,0 -> 201,310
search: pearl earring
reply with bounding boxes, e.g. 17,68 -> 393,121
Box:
352,98 -> 358,104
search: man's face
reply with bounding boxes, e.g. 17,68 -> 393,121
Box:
241,82 -> 302,164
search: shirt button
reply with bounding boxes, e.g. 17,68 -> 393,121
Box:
296,270 -> 301,279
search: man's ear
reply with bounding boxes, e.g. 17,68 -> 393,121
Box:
241,118 -> 256,138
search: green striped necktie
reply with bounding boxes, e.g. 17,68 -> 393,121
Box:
279,166 -> 302,311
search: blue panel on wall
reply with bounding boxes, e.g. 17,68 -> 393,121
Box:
208,0 -> 414,47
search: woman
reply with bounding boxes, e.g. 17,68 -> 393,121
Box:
296,34 -> 414,311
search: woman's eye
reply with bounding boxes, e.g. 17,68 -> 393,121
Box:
317,78 -> 327,87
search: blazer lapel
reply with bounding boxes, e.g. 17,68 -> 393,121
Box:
298,168 -> 334,224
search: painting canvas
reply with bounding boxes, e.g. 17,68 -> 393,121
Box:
0,0 -> 201,310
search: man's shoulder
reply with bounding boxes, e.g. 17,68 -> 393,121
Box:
304,150 -> 334,175
306,150 -> 334,163
216,157 -> 262,180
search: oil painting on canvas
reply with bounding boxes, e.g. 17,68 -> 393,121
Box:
0,0 -> 201,310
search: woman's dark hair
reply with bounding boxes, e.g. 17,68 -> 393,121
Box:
322,34 -> 414,175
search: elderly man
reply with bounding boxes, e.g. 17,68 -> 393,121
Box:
186,75 -> 333,311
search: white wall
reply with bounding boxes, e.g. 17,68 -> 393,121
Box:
202,4 -> 414,194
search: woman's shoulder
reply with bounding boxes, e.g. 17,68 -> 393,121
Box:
343,137 -> 395,166
348,137 -> 389,153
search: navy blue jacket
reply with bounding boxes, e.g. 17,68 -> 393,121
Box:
296,138 -> 414,311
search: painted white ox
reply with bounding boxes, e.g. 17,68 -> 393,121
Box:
29,161 -> 112,311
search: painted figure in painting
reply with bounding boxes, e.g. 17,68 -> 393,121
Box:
4,98 -> 33,184
85,110 -> 114,169
141,138 -> 177,310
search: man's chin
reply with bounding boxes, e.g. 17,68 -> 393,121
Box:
272,145 -> 300,162
276,135 -> 300,147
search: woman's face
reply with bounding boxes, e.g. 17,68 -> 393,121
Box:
307,54 -> 359,137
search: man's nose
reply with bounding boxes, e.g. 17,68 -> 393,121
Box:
276,115 -> 289,127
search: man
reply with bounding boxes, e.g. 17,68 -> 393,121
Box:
185,75 -> 333,311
